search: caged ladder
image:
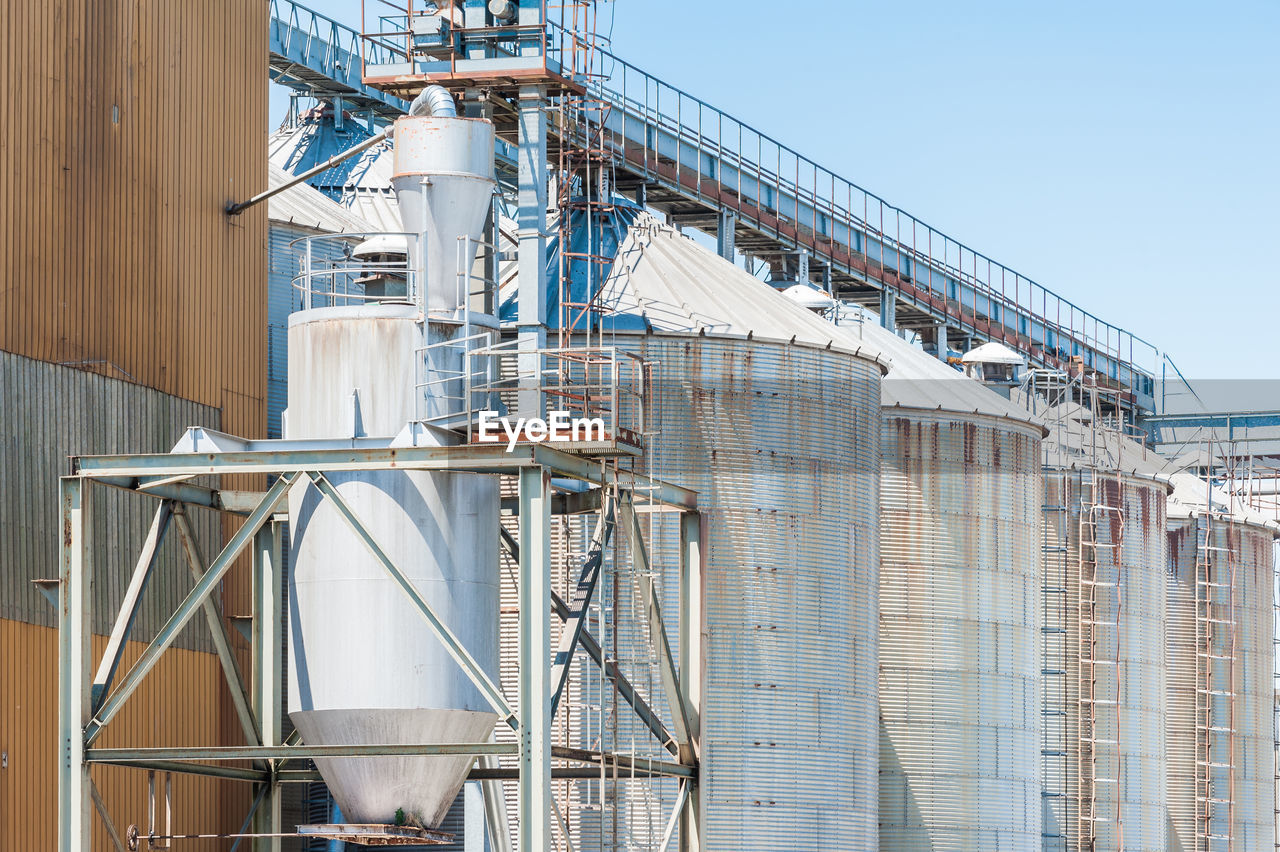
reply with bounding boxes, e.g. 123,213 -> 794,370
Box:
1076,472 -> 1126,851
1194,509 -> 1239,851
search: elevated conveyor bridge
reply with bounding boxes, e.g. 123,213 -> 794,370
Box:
268,0 -> 1159,413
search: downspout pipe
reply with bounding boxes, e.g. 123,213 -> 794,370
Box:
408,85 -> 458,118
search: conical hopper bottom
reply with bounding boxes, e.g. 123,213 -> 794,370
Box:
290,707 -> 498,828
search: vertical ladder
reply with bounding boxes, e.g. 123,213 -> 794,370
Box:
1076,472 -> 1125,852
1194,512 -> 1238,852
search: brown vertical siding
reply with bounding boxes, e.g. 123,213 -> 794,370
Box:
0,0 -> 267,846
0,0 -> 267,442
0,619 -> 246,850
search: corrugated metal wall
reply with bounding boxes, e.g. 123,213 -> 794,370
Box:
0,351 -> 251,846
0,0 -> 266,441
878,412 -> 1044,850
267,224 -> 358,438
1,351 -> 222,645
0,2 -> 265,844
0,620 -> 248,850
1041,472 -> 1168,852
1166,518 -> 1276,851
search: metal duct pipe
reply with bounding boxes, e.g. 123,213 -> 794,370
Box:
409,85 -> 458,118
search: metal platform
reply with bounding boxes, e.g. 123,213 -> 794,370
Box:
297,823 -> 452,846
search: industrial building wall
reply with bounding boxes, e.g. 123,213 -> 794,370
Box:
0,3 -> 266,844
0,0 -> 267,442
0,352 -> 249,847
0,621 -> 248,850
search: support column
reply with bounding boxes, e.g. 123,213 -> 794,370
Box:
464,782 -> 486,852
516,85 -> 548,418
252,521 -> 284,852
679,511 -> 703,852
879,288 -> 897,332
58,477 -> 92,852
716,210 -> 736,262
517,467 -> 552,852
935,321 -> 950,362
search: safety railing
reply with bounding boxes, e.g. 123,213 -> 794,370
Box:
417,338 -> 648,453
342,2 -> 1156,395
358,1 -> 588,84
585,46 -> 1158,391
289,232 -> 417,309
271,0 -> 407,115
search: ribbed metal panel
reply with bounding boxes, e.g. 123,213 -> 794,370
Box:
266,223 -> 360,438
0,0 -> 267,443
1167,517 -> 1276,851
0,350 -> 221,646
878,411 -> 1044,851
620,332 -> 883,850
1041,471 -> 1167,852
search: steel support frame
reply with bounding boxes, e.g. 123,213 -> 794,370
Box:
57,442 -> 700,851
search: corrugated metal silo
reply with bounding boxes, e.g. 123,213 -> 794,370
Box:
859,323 -> 1046,851
1166,471 -> 1278,851
1036,406 -> 1173,852
512,210 -> 889,850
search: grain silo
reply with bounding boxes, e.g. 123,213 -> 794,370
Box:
843,322 -> 1046,851
507,206 -> 888,850
1166,470 -> 1278,851
1026,395 -> 1175,852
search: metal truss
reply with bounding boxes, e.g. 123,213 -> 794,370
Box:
57,435 -> 701,852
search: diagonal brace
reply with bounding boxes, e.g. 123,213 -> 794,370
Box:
92,501 -> 173,710
549,493 -> 616,718
85,473 -> 297,745
306,471 -> 517,729
499,525 -> 679,756
171,505 -> 262,752
621,498 -> 696,748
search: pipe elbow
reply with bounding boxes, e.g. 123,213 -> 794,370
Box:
408,85 -> 458,118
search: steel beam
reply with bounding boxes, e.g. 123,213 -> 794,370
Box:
621,500 -> 694,747
90,779 -> 127,852
879,288 -> 897,332
678,511 -> 703,851
74,443 -> 698,510
679,511 -> 703,747
85,474 -> 297,744
479,752 -> 513,852
518,466 -> 552,852
716,210 -> 736,261
516,84 -> 548,418
86,743 -> 514,762
306,471 -> 516,727
84,758 -> 269,783
92,501 -> 173,709
171,505 -> 261,753
251,521 -> 285,852
58,477 -> 92,852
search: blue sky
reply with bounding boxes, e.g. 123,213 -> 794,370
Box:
271,0 -> 1279,384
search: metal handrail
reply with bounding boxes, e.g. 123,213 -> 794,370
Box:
343,4 -> 1155,390
288,232 -> 418,309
